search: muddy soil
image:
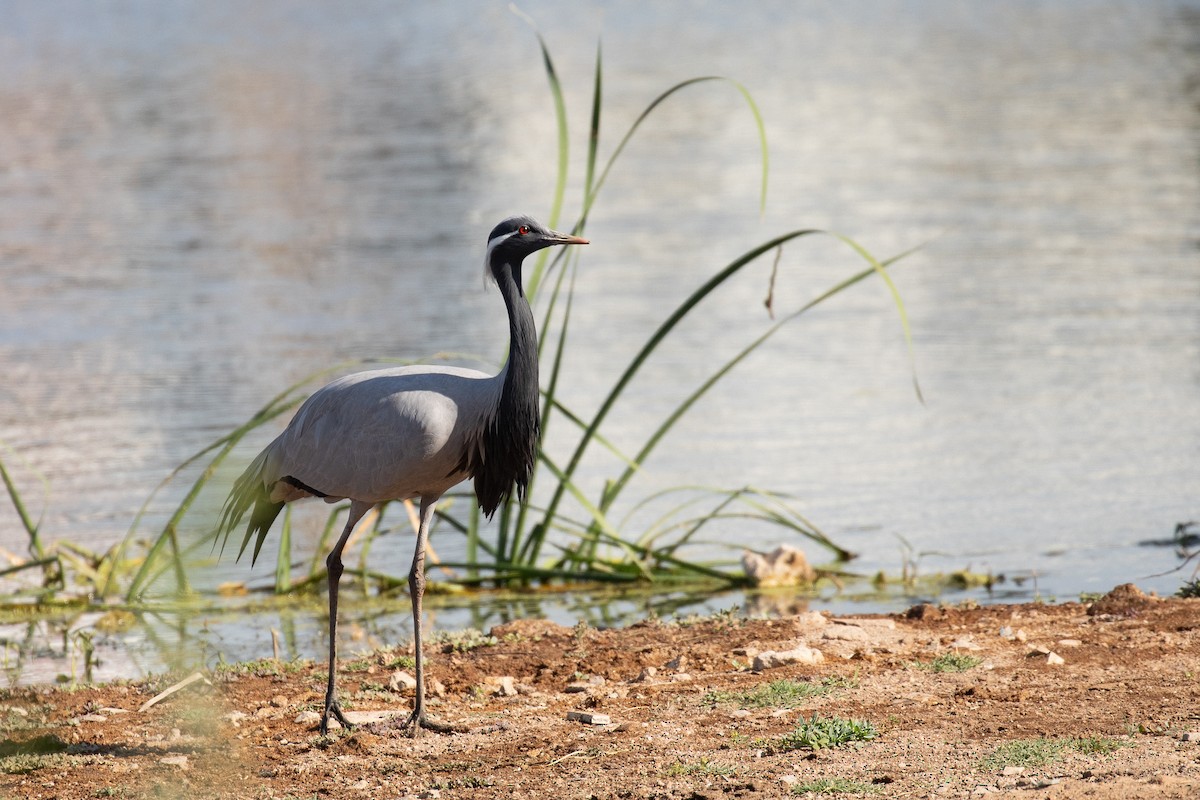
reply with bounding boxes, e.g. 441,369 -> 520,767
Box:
2,583 -> 1199,799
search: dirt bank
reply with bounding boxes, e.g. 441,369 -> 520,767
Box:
2,583 -> 1199,799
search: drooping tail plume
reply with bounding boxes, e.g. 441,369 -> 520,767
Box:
218,451 -> 283,566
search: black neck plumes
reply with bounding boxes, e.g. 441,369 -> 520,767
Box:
472,259 -> 540,517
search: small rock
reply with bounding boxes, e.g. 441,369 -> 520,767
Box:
1001,765 -> 1026,776
822,625 -> 869,642
564,683 -> 590,694
270,695 -> 288,708
742,543 -> 815,587
566,711 -> 610,725
1056,638 -> 1082,648
225,711 -> 248,726
1046,651 -> 1065,666
343,710 -> 407,726
389,671 -> 417,692
669,672 -> 692,682
633,666 -> 658,682
99,707 -> 129,714
1087,583 -> 1157,617
832,617 -> 894,630
949,636 -> 982,651
665,656 -> 687,671
753,645 -> 824,670
906,603 -> 943,620
485,676 -> 517,697
348,780 -> 369,790
1179,731 -> 1200,742
792,611 -> 828,629
429,677 -> 447,697
159,755 -> 189,770
76,714 -> 107,723
294,710 -> 322,725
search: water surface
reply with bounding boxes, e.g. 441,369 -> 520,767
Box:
1,1 -> 1198,681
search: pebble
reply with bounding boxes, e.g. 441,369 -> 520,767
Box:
633,666 -> 657,682
566,711 -> 610,725
484,676 -> 517,697
999,627 -> 1028,642
753,645 -> 824,670
1179,731 -> 1200,742
822,626 -> 870,642
159,755 -> 189,770
1056,638 -> 1082,648
1046,651 -> 1065,666
389,670 -> 417,692
76,714 -> 107,723
832,617 -> 894,630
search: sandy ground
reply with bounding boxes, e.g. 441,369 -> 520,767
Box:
2,583 -> 1199,799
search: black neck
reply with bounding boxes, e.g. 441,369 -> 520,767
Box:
473,260 -> 540,517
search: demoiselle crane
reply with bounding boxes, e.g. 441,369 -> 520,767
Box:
219,216 -> 588,735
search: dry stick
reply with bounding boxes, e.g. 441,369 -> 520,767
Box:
138,671 -> 211,712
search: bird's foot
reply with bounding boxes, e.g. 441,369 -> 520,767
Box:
319,699 -> 353,736
397,709 -> 457,738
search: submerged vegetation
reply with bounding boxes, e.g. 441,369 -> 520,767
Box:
0,26 -> 925,660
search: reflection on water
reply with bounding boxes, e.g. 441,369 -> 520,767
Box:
2,1 -> 1199,682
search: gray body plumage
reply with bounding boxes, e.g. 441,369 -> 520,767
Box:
217,215 -> 587,736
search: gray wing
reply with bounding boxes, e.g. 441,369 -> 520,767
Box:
262,365 -> 502,504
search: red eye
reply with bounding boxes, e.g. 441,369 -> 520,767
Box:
517,225 -> 530,235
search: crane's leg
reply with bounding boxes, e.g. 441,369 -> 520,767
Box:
320,500 -> 373,735
402,494 -> 453,736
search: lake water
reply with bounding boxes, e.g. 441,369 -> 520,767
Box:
1,1 -> 1198,682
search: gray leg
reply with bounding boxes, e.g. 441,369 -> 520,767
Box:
320,500 -> 372,735
404,495 -> 453,735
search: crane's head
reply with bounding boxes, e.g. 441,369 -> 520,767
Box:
485,215 -> 588,285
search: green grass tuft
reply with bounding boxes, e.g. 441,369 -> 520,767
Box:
981,736 -> 1133,771
666,757 -> 736,777
791,777 -> 880,795
774,715 -> 878,751
909,653 -> 982,673
704,678 -> 844,709
434,628 -> 498,653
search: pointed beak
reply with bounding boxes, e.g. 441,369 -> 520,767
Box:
546,230 -> 589,246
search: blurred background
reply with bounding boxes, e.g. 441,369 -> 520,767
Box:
0,1 -> 1197,679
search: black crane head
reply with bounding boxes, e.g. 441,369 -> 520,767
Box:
485,215 -> 588,284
